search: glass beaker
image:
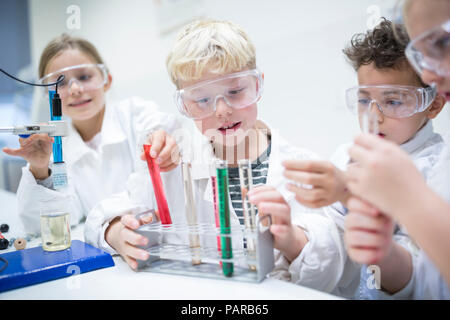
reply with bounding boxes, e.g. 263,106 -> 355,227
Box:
39,196 -> 72,251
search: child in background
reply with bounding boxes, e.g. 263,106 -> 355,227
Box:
86,19 -> 345,283
255,19 -> 446,299
2,34 -> 179,243
346,0 -> 450,299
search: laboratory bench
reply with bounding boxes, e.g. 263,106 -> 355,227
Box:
0,189 -> 341,300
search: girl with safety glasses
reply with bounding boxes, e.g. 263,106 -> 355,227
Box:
2,34 -> 180,269
345,0 -> 450,299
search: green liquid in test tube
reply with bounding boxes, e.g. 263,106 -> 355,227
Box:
216,159 -> 233,277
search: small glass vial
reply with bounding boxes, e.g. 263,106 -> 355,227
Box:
39,196 -> 71,251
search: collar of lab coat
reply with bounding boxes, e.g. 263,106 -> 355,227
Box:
399,120 -> 435,154
63,101 -> 127,164
185,119 -> 287,202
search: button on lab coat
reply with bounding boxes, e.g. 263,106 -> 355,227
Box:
16,96 -> 180,235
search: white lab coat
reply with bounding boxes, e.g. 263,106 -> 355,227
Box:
392,132 -> 450,300
16,96 -> 180,235
325,120 -> 446,299
272,121 -> 446,299
84,119 -> 338,277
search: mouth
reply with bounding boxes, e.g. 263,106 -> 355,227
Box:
218,121 -> 242,135
378,133 -> 386,138
68,99 -> 92,107
445,92 -> 450,102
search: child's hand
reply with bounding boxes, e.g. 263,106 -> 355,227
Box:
105,212 -> 154,270
140,130 -> 180,172
248,185 -> 308,262
344,197 -> 395,265
2,133 -> 54,179
282,159 -> 349,208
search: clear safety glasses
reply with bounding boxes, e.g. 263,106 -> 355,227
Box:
405,19 -> 450,77
39,64 -> 108,98
345,84 -> 437,119
174,69 -> 263,120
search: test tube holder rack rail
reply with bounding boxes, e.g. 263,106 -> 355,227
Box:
135,217 -> 274,283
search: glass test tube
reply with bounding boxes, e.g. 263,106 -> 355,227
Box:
210,163 -> 222,254
361,107 -> 379,135
216,159 -> 233,277
143,144 -> 172,225
238,159 -> 257,271
181,161 -> 202,265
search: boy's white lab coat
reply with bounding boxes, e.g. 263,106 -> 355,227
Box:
84,119 -> 343,285
16,96 -> 180,235
285,121 -> 445,298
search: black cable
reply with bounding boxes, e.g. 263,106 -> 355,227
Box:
0,69 -> 65,93
0,256 -> 8,273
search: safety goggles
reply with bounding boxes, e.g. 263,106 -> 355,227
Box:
405,19 -> 450,77
39,64 -> 108,98
345,84 -> 437,118
174,69 -> 263,120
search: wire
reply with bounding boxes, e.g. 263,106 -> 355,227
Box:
0,69 -> 65,93
0,256 -> 8,273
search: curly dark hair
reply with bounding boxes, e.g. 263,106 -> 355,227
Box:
343,18 -> 412,71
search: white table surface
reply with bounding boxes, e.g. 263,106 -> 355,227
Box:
0,189 -> 341,300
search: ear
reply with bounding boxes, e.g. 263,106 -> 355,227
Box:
103,73 -> 113,92
427,94 -> 446,119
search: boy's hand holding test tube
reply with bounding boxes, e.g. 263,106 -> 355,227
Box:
105,129 -> 179,269
282,160 -> 349,209
248,185 -> 308,263
139,129 -> 180,172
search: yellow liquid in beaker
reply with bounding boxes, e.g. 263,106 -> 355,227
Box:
40,212 -> 71,251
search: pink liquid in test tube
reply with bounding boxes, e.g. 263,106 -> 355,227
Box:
144,144 -> 172,225
211,175 -> 222,254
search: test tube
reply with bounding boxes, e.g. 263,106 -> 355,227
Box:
361,106 -> 379,135
181,160 -> 202,265
210,163 -> 222,254
238,159 -> 257,271
216,159 -> 233,277
143,144 -> 172,225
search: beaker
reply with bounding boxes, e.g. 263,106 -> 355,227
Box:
39,196 -> 71,251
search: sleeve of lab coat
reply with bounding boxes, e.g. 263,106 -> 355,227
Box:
84,168 -> 156,254
269,203 -> 347,293
16,164 -> 85,235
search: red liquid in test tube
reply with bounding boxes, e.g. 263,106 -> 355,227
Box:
211,176 -> 222,253
143,144 -> 172,225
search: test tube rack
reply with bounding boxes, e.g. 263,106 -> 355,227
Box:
135,213 -> 275,283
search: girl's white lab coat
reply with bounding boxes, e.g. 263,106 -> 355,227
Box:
16,96 -> 179,235
392,132 -> 450,300
84,119 -> 344,287
278,121 -> 445,298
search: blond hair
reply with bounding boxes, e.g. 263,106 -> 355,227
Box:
39,33 -> 106,78
166,19 -> 256,88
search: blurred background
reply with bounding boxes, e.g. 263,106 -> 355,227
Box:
1,0 -> 449,193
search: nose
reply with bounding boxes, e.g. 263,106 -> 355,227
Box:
68,78 -> 83,96
214,96 -> 233,118
369,100 -> 384,123
421,69 -> 443,87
